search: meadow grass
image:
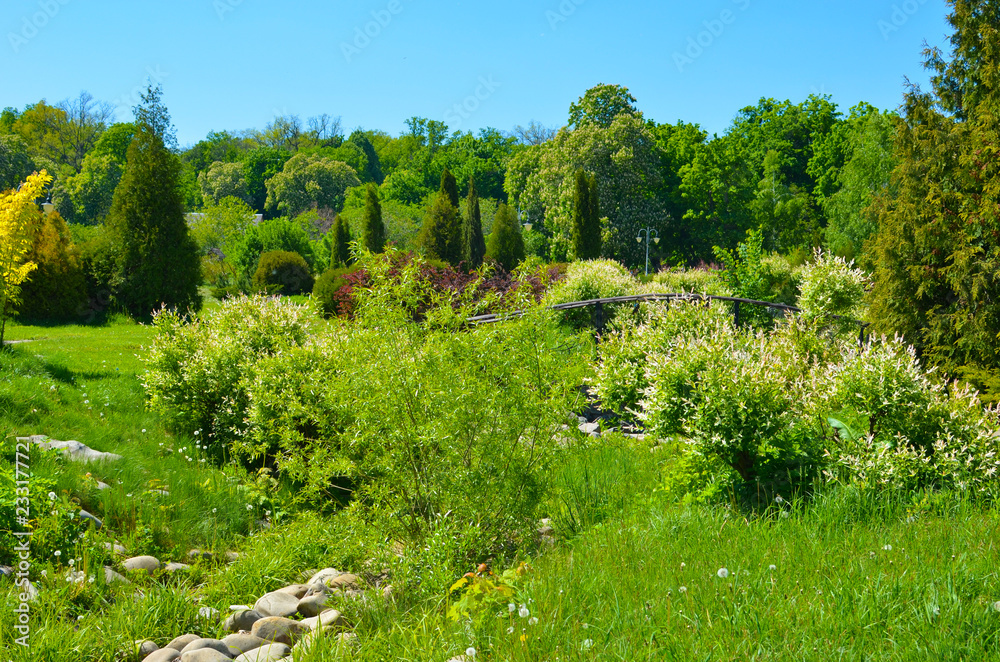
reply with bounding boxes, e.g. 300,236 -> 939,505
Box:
3,319 -> 1000,661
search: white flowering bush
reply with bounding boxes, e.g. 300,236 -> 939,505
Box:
544,259 -> 638,328
141,295 -> 314,452
796,249 -> 869,323
648,267 -> 731,296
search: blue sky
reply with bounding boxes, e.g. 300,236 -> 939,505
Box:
2,0 -> 952,147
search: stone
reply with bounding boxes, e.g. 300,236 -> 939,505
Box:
198,606 -> 220,620
222,633 -> 266,656
232,643 -> 291,662
179,650 -> 232,662
253,591 -> 299,618
143,649 -> 179,662
0,565 -> 12,579
103,542 -> 127,555
225,552 -> 240,562
299,608 -> 343,631
165,562 -> 191,573
135,640 -> 159,657
165,634 -> 202,651
104,566 -> 130,584
305,567 -> 342,587
335,632 -> 359,647
296,592 -> 329,617
188,549 -> 214,562
149,489 -> 171,497
95,480 -> 111,490
250,617 -> 309,645
22,581 -> 38,601
78,509 -> 103,529
276,583 -> 310,599
123,556 -> 161,574
179,638 -> 232,657
19,435 -> 123,463
223,609 -> 263,633
578,421 -> 600,435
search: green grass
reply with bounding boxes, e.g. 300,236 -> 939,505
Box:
4,318 -> 1000,661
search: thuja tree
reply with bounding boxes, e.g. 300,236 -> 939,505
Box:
572,169 -> 602,260
360,183 -> 385,253
105,125 -> 201,316
330,213 -> 352,266
419,168 -> 463,265
486,203 -> 525,271
463,175 -> 487,268
867,0 -> 1000,397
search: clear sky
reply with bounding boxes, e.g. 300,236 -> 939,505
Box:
1,0 -> 953,147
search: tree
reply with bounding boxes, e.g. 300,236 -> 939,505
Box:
568,83 -> 641,128
198,161 -> 251,206
348,130 -> 384,184
189,196 -> 256,257
17,209 -> 87,320
65,151 -> 123,224
132,83 -> 177,150
105,125 -> 201,316
867,0 -> 1000,397
242,146 -> 289,214
572,169 -> 602,259
231,218 -> 315,286
265,152 -> 361,217
0,171 -> 51,348
330,214 -> 352,266
419,192 -> 462,264
486,204 -> 525,271
0,135 -> 34,192
439,167 -> 460,208
360,183 -> 385,253
463,175 -> 486,267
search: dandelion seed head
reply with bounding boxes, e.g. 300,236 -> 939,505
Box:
717,567 -> 729,579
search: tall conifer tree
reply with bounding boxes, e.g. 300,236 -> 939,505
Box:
463,175 -> 486,268
360,183 -> 385,253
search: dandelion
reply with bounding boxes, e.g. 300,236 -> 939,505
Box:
780,511 -> 790,519
48,492 -> 56,500
717,568 -> 729,579
84,400 -> 89,405
68,559 -> 74,567
583,623 -> 589,629
582,639 -> 594,650
54,550 -> 61,558
678,586 -> 687,593
680,562 -> 686,569
141,429 -> 146,433
194,430 -> 200,436
528,617 -> 538,626
769,564 -> 776,571
775,495 -> 784,504
212,508 -> 217,513
506,626 -> 514,634
465,647 -> 477,658
993,601 -> 1000,613
246,504 -> 253,511
519,604 -> 530,618
883,544 -> 892,551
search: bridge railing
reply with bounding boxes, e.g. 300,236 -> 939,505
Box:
466,292 -> 870,344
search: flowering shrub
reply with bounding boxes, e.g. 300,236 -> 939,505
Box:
544,259 -> 636,305
649,265 -> 731,296
141,295 -> 314,451
796,249 -> 868,323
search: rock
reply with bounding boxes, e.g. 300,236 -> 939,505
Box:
0,565 -> 12,579
316,572 -> 359,591
179,638 -> 232,657
222,633 -> 266,656
165,562 -> 191,573
103,542 -> 127,555
198,606 -> 220,620
143,649 -> 180,662
335,632 -> 359,647
123,556 -> 161,574
19,435 -> 123,463
135,640 -> 159,657
223,609 -> 263,633
578,421 -> 600,435
165,634 -> 202,651
179,650 -> 232,662
305,567 -> 342,587
232,643 -> 291,662
250,617 -> 309,645
103,566 -> 130,584
149,489 -> 171,497
299,608 -> 343,631
296,592 -> 329,617
276,583 -> 310,599
382,584 -> 395,600
95,480 -> 111,490
225,552 -> 240,563
445,657 -> 471,662
253,591 -> 299,618
188,549 -> 214,562
22,581 -> 38,601
78,509 -> 103,529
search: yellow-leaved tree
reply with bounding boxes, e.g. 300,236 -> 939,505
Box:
0,170 -> 52,348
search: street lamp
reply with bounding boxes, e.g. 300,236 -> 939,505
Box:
636,227 -> 660,276
42,196 -> 54,214
518,207 -> 532,232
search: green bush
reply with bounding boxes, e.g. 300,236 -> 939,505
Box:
544,258 -> 637,328
17,210 -> 88,321
252,250 -> 314,295
797,249 -> 868,324
312,266 -> 360,317
647,266 -> 731,296
141,295 -> 314,452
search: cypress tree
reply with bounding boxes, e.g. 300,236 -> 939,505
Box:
572,170 -> 602,260
463,175 -> 486,268
486,203 -> 525,272
105,125 -> 201,316
419,192 -> 462,264
439,167 -> 460,208
330,213 -> 352,266
360,183 -> 385,253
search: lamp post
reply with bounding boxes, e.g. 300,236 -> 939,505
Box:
636,227 -> 660,276
518,207 -> 532,232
